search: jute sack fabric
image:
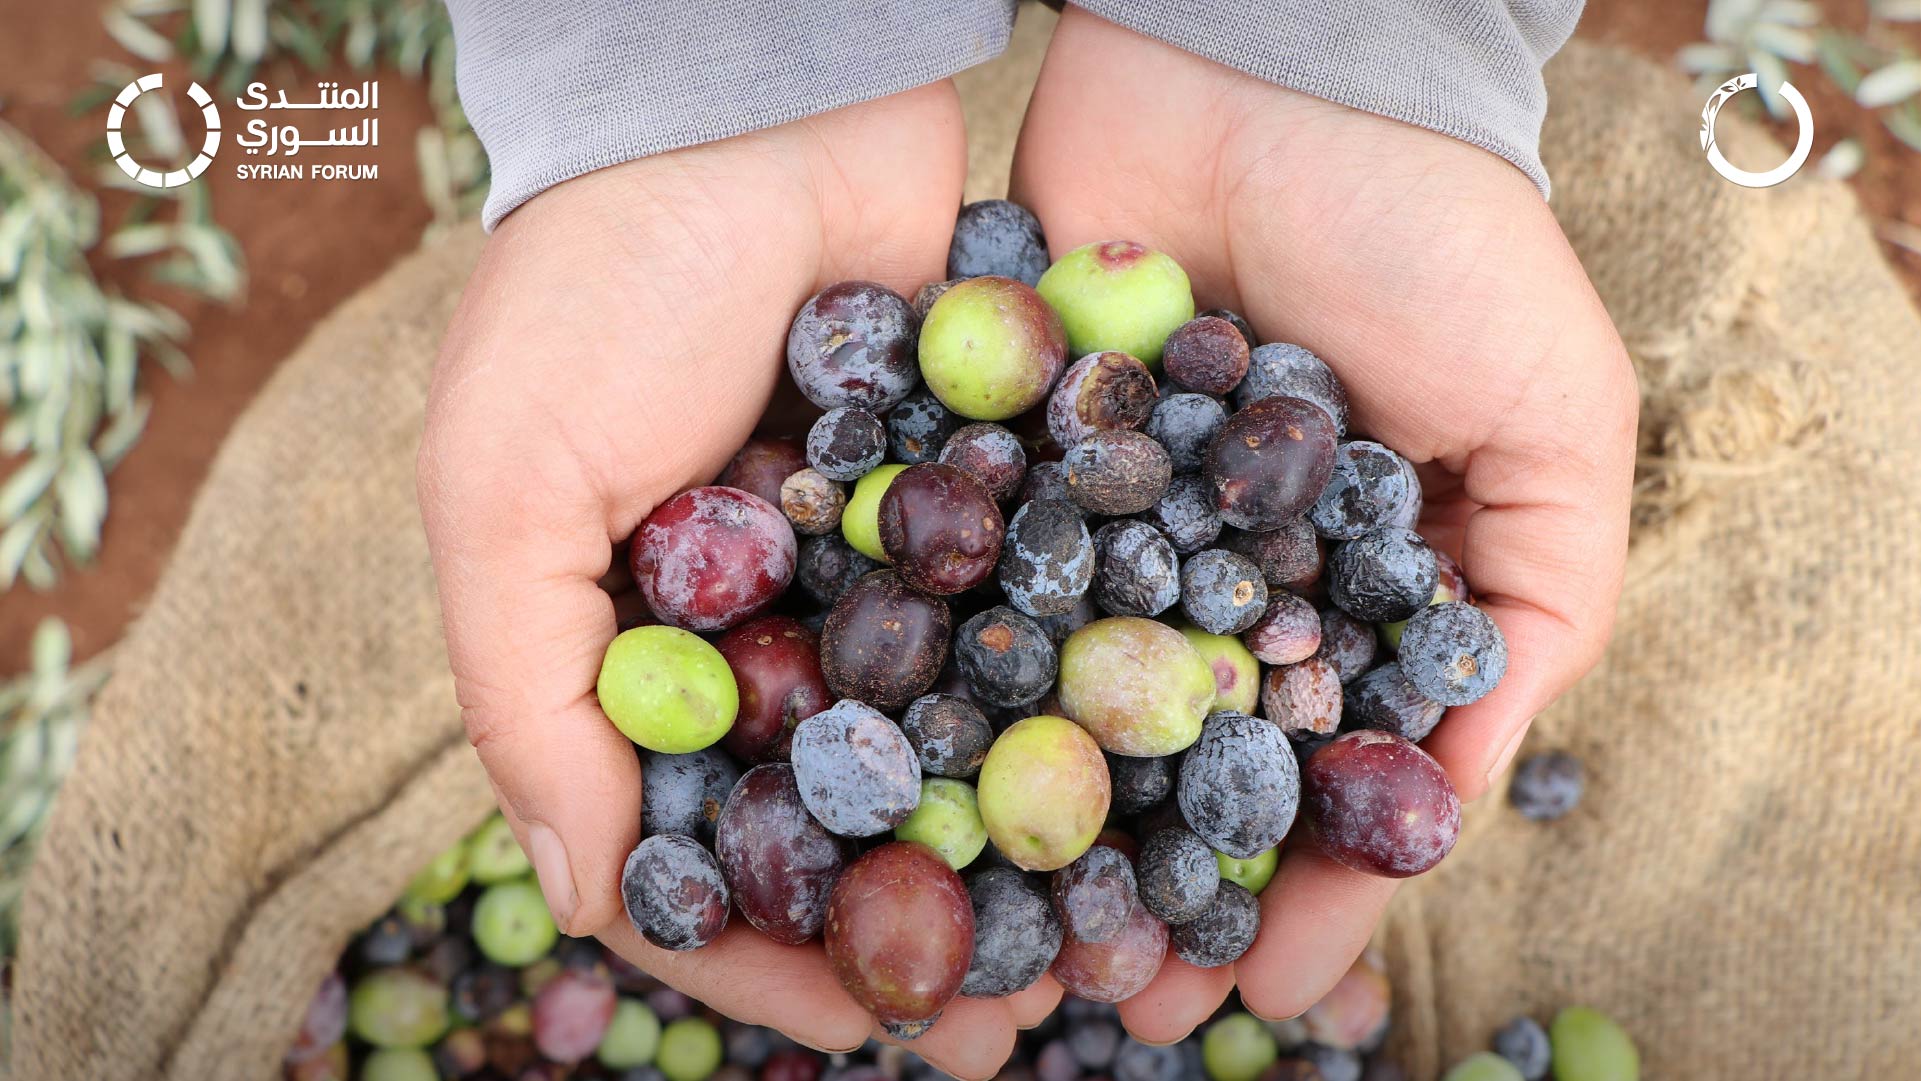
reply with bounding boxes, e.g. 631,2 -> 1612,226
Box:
13,27 -> 1921,1080
9,222 -> 494,1081
1377,43 -> 1921,1080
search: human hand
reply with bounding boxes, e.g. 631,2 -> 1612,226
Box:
417,84 -> 1059,1077
1011,7 -> 1636,1037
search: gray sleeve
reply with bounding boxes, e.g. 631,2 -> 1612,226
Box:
1068,0 -> 1583,198
449,1 -> 1017,229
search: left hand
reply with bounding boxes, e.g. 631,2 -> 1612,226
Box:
1011,7 -> 1637,1037
417,84 -> 1059,1079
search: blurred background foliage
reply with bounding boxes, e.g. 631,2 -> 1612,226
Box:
1683,0 -> 1921,186
0,0 -> 481,978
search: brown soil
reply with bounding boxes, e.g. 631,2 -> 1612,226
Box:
0,0 -> 435,668
1,0 -> 1917,671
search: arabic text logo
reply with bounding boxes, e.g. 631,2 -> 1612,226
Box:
237,81 -> 380,161
1700,73 -> 1814,188
107,73 -> 221,189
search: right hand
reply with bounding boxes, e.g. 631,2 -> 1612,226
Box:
418,84 -> 1060,1079
1010,6 -> 1636,1041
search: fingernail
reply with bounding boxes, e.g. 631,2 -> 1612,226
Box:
1135,1031 -> 1193,1047
526,822 -> 578,933
1486,721 -> 1534,790
1245,1004 -> 1305,1023
795,1038 -> 866,1055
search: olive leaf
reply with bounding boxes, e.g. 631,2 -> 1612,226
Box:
194,0 -> 231,60
1857,58 -> 1921,108
1691,0 -> 1921,175
0,119 -> 223,591
1885,101 -> 1921,153
1880,219 -> 1921,257
103,6 -> 175,62
232,0 -> 270,64
0,619 -> 112,956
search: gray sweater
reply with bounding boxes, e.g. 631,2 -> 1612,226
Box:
448,1 -> 1583,229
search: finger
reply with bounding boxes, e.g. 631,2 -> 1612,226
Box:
871,995 -> 1020,1081
1007,9 -> 1241,306
430,538 -> 641,937
1386,305 -> 1630,802
1419,588 -> 1597,801
1001,974 -> 1066,1029
599,541 -> 635,592
1419,395 -> 1634,802
418,414 -> 698,941
1232,849 -> 1398,1022
1117,954 -> 1234,1044
598,918 -> 876,1054
418,229 -> 725,939
1407,464 -> 1473,565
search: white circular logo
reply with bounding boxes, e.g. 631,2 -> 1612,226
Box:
1700,73 -> 1813,188
106,73 -> 221,189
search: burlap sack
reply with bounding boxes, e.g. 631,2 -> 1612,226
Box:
12,22 -> 1921,1079
1378,43 -> 1921,1080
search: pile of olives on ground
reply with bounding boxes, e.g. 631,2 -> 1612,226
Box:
292,815 -> 1641,1081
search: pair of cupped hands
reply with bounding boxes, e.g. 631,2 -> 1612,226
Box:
417,10 -> 1636,1078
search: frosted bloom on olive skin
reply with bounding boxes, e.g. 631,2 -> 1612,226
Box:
630,486 -> 795,632
1301,729 -> 1461,878
1398,600 -> 1508,705
947,199 -> 1050,285
938,422 -> 1028,502
1326,526 -> 1438,623
1177,710 -> 1301,859
714,764 -> 851,945
1052,844 -> 1139,944
1168,881 -> 1259,969
806,406 -> 886,483
1145,391 -> 1228,475
900,694 -> 993,780
962,866 -> 1063,998
790,699 -> 922,838
785,280 -> 918,411
1180,548 -> 1269,635
1090,520 -> 1180,618
1050,895 -> 1169,1003
620,834 -> 729,952
999,499 -> 1095,618
1234,342 -> 1349,435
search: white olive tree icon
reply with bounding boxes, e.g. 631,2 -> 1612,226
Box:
1700,73 -> 1814,189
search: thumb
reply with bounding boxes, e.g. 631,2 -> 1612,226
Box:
419,467 -> 642,936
